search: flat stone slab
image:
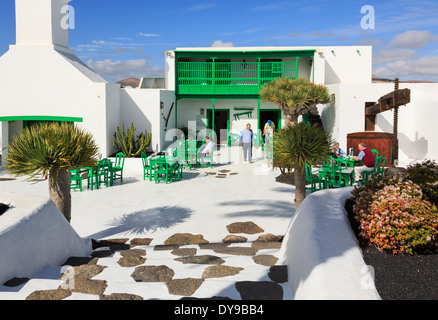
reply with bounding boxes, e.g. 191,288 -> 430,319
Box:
117,256 -> 146,267
174,255 -> 225,265
213,246 -> 258,256
26,289 -> 72,300
226,222 -> 264,234
100,293 -> 143,300
222,235 -> 247,243
252,255 -> 279,266
130,238 -> 153,247
166,278 -> 204,296
251,241 -> 282,250
60,264 -> 108,295
171,248 -> 197,256
202,265 -> 244,279
131,265 -> 175,282
120,249 -> 147,258
235,281 -> 284,300
164,233 -> 209,245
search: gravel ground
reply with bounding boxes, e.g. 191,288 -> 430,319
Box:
345,199 -> 438,300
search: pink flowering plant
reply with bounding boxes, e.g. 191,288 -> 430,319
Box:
351,177 -> 438,255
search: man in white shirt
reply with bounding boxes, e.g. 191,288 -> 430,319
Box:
198,136 -> 213,158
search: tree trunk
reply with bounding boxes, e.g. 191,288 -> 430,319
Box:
294,165 -> 306,210
49,167 -> 72,223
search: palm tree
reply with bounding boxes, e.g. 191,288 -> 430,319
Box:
274,122 -> 332,209
259,78 -> 332,126
5,122 -> 99,223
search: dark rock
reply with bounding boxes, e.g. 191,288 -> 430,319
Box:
0,203 -> 10,216
235,281 -> 283,300
268,265 -> 288,283
171,248 -> 197,256
175,255 -> 225,265
63,256 -> 98,266
166,278 -> 204,296
226,222 -> 264,234
117,256 -> 146,267
222,235 -> 247,243
164,233 -> 209,245
154,244 -> 179,251
130,238 -> 153,247
26,289 -> 72,300
213,246 -> 258,256
251,241 -> 282,250
131,265 -> 175,282
202,265 -> 244,279
100,293 -> 143,300
3,277 -> 29,287
252,255 -> 279,266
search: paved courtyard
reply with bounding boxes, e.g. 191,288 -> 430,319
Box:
0,146 -> 296,300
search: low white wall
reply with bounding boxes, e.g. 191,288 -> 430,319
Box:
0,193 -> 91,285
278,187 -> 381,300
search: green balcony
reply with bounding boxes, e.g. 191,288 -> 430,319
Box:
177,60 -> 298,96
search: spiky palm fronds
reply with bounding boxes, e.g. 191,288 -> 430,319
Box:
6,122 -> 99,180
274,122 -> 332,170
274,122 -> 333,209
259,78 -> 332,125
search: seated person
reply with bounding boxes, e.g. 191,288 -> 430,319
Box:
352,142 -> 375,181
198,136 -> 213,159
333,142 -> 347,158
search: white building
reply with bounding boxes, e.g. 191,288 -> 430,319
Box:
1,0 -> 437,168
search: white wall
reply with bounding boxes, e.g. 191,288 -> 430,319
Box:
121,88 -> 176,153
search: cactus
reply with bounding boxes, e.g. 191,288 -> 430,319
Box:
113,123 -> 152,157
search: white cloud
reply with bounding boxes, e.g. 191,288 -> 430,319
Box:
373,49 -> 417,65
387,30 -> 435,48
211,40 -> 234,47
86,59 -> 164,82
138,33 -> 161,37
374,56 -> 438,78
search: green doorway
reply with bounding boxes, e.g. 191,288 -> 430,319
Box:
206,109 -> 230,144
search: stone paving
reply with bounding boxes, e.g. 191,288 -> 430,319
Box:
3,223 -> 291,300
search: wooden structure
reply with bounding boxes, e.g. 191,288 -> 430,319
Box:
347,132 -> 394,164
348,78 -> 411,167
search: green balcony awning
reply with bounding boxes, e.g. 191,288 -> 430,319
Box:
0,116 -> 83,122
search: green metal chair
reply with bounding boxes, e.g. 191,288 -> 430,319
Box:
185,140 -> 197,170
324,166 -> 345,189
371,149 -> 379,158
154,161 -> 171,184
141,152 -> 153,181
170,162 -> 182,182
111,152 -> 125,184
363,156 -> 386,183
70,168 -> 85,192
91,159 -> 111,189
305,163 -> 322,193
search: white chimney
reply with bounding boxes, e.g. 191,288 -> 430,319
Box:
15,0 -> 71,49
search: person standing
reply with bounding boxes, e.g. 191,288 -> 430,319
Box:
239,123 -> 254,163
263,120 -> 276,144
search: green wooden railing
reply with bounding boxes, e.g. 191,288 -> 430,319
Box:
177,60 -> 298,95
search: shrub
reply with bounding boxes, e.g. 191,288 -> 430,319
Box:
406,159 -> 438,206
351,177 -> 438,254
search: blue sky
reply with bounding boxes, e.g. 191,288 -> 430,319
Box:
1,0 -> 437,83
